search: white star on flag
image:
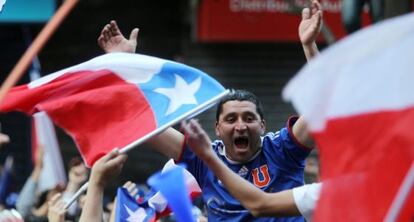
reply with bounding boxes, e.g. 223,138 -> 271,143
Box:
124,205 -> 148,222
154,74 -> 201,116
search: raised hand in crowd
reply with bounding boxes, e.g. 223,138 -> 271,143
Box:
47,193 -> 67,222
123,181 -> 139,198
97,20 -> 139,53
16,145 -> 60,219
79,149 -> 127,222
299,0 -> 323,60
63,157 -> 88,216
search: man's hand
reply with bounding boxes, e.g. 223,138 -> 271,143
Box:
181,119 -> 213,160
89,149 -> 127,188
123,181 -> 138,199
97,20 -> 138,53
298,0 -> 323,46
47,193 -> 66,222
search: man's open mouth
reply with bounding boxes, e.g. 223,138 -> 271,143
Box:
234,136 -> 249,149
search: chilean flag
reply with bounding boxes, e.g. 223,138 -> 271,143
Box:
115,188 -> 157,222
0,53 -> 228,167
115,160 -> 201,222
283,13 -> 414,221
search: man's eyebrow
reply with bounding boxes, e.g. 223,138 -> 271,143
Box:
222,111 -> 257,118
222,112 -> 236,118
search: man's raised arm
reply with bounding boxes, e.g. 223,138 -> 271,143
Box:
146,127 -> 185,161
97,20 -> 138,53
298,0 -> 323,61
293,0 -> 323,148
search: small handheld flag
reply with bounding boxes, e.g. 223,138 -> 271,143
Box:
147,165 -> 195,222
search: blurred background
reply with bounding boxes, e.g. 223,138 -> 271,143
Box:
0,0 -> 412,208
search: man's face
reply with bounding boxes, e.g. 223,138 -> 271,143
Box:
215,100 -> 265,162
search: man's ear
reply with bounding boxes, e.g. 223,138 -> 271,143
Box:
260,119 -> 266,135
215,121 -> 220,137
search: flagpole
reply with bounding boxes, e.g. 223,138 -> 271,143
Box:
384,161 -> 414,222
120,89 -> 230,154
0,0 -> 79,104
63,181 -> 89,210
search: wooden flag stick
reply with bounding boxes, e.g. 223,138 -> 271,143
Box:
0,0 -> 79,103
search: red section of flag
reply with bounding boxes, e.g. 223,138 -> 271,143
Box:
1,70 -> 156,166
313,108 -> 414,221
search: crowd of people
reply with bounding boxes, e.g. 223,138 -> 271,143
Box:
0,0 -> 326,221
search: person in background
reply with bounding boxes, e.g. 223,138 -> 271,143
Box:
16,147 -> 65,222
47,193 -> 67,222
62,157 -> 88,219
0,131 -> 10,210
342,0 -> 384,33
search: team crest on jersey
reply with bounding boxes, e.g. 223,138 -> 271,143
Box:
237,166 -> 249,177
217,179 -> 224,186
252,165 -> 270,188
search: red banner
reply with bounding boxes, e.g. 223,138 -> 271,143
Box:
197,0 -> 371,42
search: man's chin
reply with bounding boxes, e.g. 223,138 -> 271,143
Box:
233,149 -> 253,161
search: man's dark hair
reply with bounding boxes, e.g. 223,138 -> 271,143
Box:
215,89 -> 264,121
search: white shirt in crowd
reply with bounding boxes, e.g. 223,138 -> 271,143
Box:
292,183 -> 322,222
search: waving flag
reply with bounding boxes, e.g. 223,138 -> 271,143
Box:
0,53 -> 228,166
148,164 -> 195,222
33,112 -> 66,193
283,13 -> 414,221
115,188 -> 157,222
161,159 -> 201,200
115,160 -> 201,222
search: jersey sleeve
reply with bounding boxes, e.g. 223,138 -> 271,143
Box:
175,141 -> 210,187
292,183 -> 322,222
263,116 -> 312,168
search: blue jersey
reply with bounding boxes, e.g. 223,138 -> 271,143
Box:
179,117 -> 311,221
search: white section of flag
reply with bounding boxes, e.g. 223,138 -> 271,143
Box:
146,159 -> 201,213
283,13 -> 414,132
29,53 -> 164,89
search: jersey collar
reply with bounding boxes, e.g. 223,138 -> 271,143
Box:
218,137 -> 263,164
